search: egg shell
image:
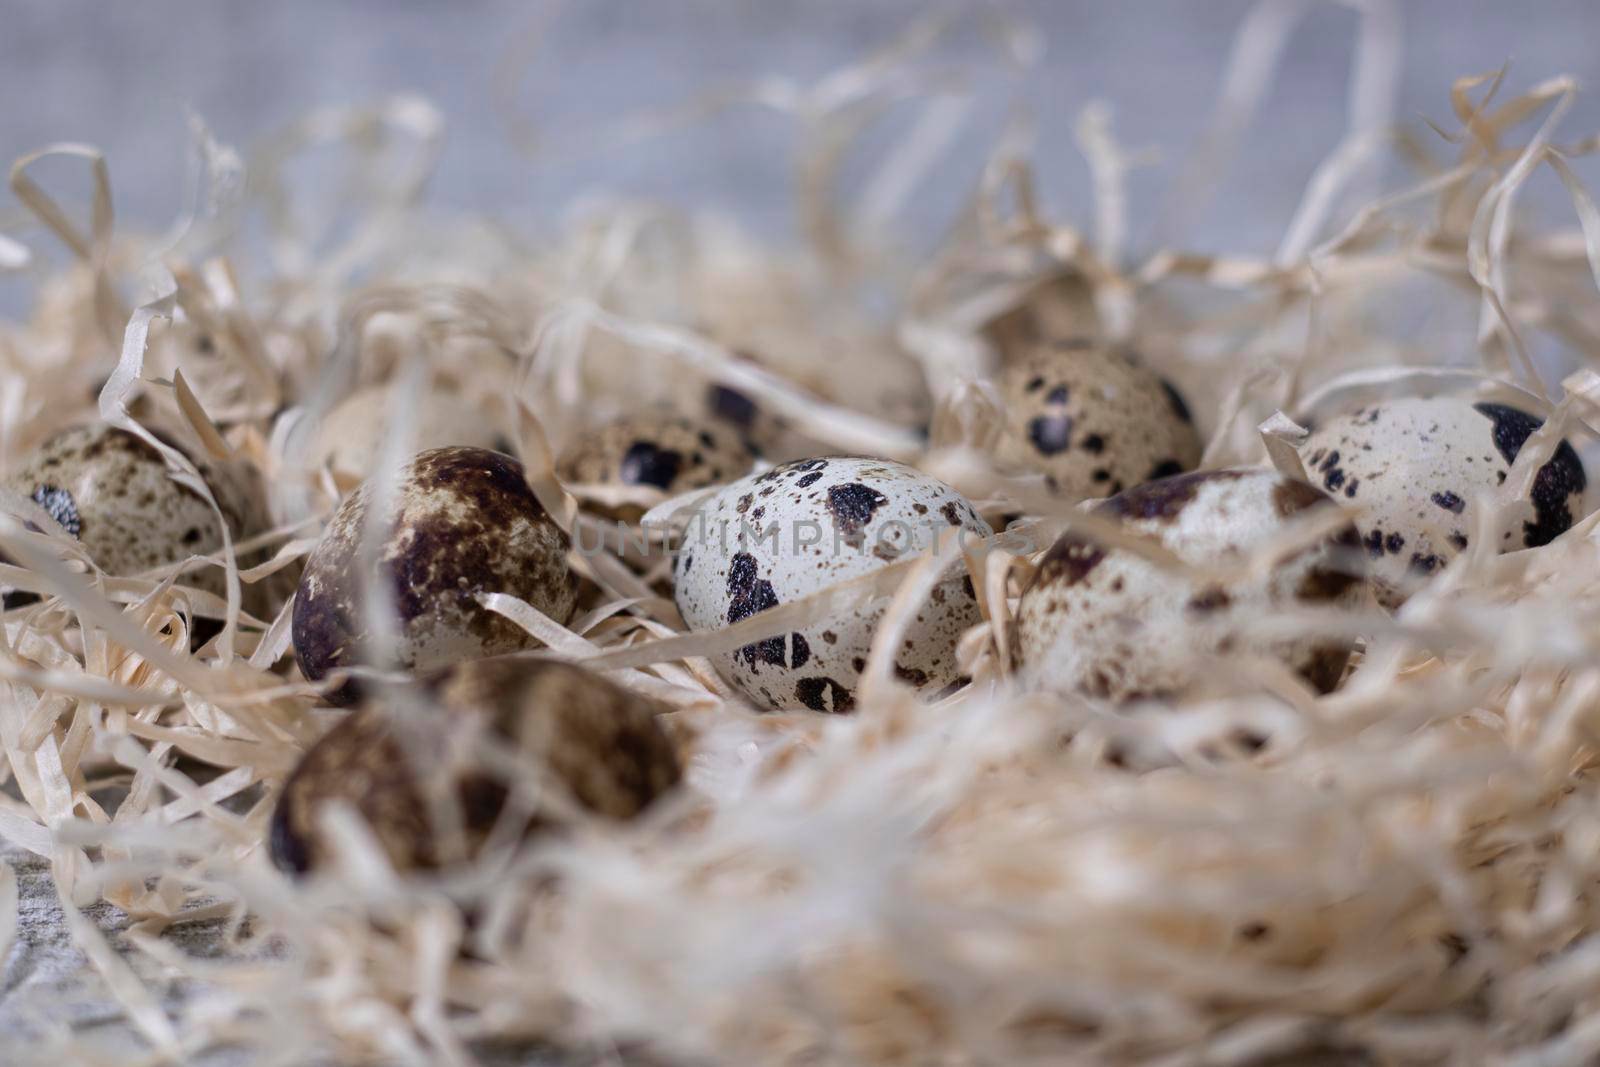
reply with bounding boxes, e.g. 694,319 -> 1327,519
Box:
1015,468 -> 1366,701
673,456 -> 991,712
1,424 -> 267,595
1299,397 -> 1587,606
558,413 -> 754,513
269,656 -> 682,875
689,264 -> 933,451
292,447 -> 576,702
312,385 -> 508,479
993,343 -> 1203,500
696,350 -> 929,463
982,271 -> 1101,365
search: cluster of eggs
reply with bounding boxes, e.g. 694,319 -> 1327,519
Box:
10,277 -> 1588,879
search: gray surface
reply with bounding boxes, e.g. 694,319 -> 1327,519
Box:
0,840 -> 569,1063
1,1 -> 1598,264
3,0 -> 1600,1061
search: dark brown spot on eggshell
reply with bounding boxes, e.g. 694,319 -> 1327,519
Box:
619,441 -> 684,488
707,385 -> 758,430
1034,536 -> 1106,588
1409,552 -> 1443,574
557,414 -> 753,519
1296,562 -> 1361,603
1027,413 -> 1074,455
1187,586 -> 1231,614
1100,469 -> 1249,524
894,664 -> 930,687
1471,402 -> 1588,547
725,552 -> 785,669
826,482 -> 889,539
1299,644 -> 1352,694
788,632 -> 811,669
794,676 -> 855,714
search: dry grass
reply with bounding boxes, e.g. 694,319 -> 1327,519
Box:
4,6 -> 1600,1065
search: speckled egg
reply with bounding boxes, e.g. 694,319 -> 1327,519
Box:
557,413 -> 754,515
1015,468 -> 1366,701
994,343 -> 1203,500
982,271 -> 1102,365
674,456 -> 991,712
1299,397 -> 1587,607
269,657 -> 682,875
1,424 -> 266,592
312,385 -> 508,479
292,446 -> 577,703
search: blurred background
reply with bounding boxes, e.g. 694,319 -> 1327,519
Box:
1,0 -> 1599,277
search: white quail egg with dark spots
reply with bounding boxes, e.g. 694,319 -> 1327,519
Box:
311,385 -> 509,480
1015,468 -> 1367,702
558,413 -> 754,518
1299,396 -> 1587,607
674,456 -> 991,712
1,424 -> 266,598
292,446 -> 576,704
994,342 -> 1203,500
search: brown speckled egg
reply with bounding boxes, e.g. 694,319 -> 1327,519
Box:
1,424 -> 266,592
292,447 -> 576,702
558,413 -> 754,513
311,385 -> 509,479
982,271 -> 1102,365
1299,396 -> 1588,607
1016,468 -> 1366,701
269,657 -> 682,875
674,456 -> 991,712
994,343 -> 1202,500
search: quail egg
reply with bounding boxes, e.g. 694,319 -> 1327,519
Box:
557,413 -> 754,518
311,385 -> 508,480
269,657 -> 682,875
1299,396 -> 1587,606
674,456 -> 991,712
1016,468 -> 1366,701
982,270 -> 1102,365
994,343 -> 1203,500
1,424 -> 267,597
292,446 -> 577,702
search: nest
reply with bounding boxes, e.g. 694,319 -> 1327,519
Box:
5,7 -> 1600,1065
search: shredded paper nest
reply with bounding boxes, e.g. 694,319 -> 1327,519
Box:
6,6 -> 1600,1065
